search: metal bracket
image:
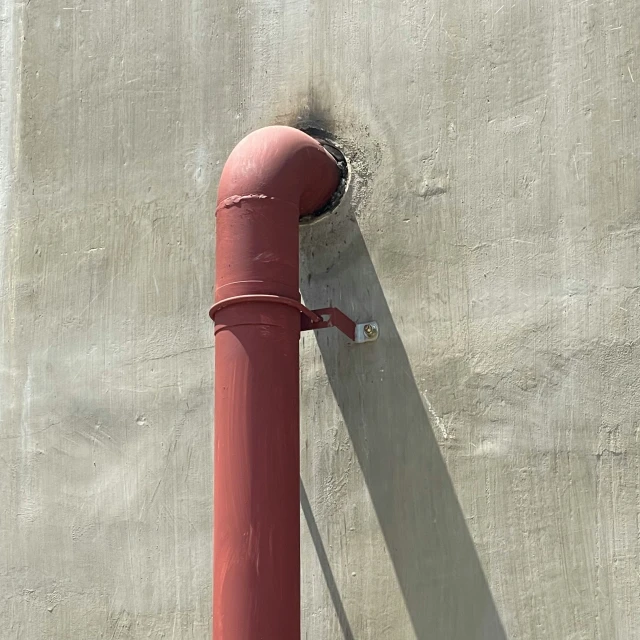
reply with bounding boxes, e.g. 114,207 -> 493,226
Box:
301,307 -> 379,344
210,295 -> 378,344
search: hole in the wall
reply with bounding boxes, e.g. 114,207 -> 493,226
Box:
298,126 -> 350,225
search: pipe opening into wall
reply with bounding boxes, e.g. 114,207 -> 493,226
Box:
298,127 -> 349,225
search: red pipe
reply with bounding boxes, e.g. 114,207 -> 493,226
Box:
211,126 -> 340,639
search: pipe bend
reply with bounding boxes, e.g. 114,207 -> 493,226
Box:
216,125 -> 340,217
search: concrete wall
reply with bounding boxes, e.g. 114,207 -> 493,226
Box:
2,0 -> 640,638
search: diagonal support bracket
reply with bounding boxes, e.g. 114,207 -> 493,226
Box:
210,294 -> 379,344
301,307 -> 379,344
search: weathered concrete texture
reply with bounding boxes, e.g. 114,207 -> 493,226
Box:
2,0 -> 640,638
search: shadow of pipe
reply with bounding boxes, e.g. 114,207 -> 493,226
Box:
300,218 -> 507,639
301,480 -> 356,640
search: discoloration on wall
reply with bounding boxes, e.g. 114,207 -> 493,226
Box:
1,0 -> 640,638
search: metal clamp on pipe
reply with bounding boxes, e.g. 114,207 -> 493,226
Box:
211,295 -> 379,343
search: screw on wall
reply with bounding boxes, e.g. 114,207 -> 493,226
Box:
357,322 -> 380,343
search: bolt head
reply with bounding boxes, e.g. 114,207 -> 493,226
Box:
364,323 -> 375,337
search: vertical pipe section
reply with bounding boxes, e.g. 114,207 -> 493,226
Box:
213,126 -> 339,639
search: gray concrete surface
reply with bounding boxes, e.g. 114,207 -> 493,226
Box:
2,0 -> 640,638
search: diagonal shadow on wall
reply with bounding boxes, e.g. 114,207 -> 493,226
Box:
300,218 -> 507,640
301,480 -> 355,640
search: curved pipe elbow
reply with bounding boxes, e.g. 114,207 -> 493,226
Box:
216,125 -> 340,217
